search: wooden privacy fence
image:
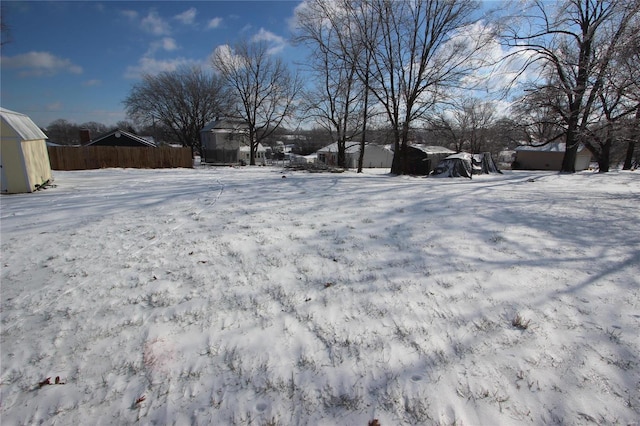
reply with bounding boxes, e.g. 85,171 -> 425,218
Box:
48,146 -> 193,170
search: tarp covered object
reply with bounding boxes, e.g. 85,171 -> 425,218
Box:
431,152 -> 501,179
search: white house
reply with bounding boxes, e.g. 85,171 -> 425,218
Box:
317,142 -> 394,168
514,142 -> 592,171
1,108 -> 52,193
200,119 -> 266,165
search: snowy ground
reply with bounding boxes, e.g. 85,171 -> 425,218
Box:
1,166 -> 639,425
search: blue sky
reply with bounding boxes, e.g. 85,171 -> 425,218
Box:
1,1 -> 306,128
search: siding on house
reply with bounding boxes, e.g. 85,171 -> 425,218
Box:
201,119 -> 253,164
317,142 -> 394,168
515,143 -> 592,171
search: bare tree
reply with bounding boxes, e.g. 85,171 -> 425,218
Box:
114,120 -> 138,134
79,121 -> 109,138
294,0 -> 489,174
362,0 -> 490,174
1,4 -> 12,47
614,18 -> 640,170
511,86 -> 567,147
294,0 -> 366,169
45,119 -> 81,145
295,0 -> 382,173
211,39 -> 302,166
502,0 -> 640,172
123,66 -> 229,156
428,98 -> 496,153
580,53 -> 640,172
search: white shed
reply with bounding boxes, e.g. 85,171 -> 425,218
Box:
317,142 -> 394,168
1,108 -> 52,193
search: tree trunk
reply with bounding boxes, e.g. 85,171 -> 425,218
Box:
623,107 -> 639,170
622,140 -> 636,170
337,140 -> 347,168
249,129 -> 256,165
390,129 -> 402,175
392,121 -> 411,175
597,141 -> 611,173
561,126 -> 579,173
357,79 -> 369,174
357,135 -> 366,173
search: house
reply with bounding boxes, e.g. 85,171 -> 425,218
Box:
1,107 -> 53,194
498,150 -> 517,169
200,119 -> 266,165
317,142 -> 394,168
84,129 -> 157,147
514,142 -> 592,171
400,144 -> 456,175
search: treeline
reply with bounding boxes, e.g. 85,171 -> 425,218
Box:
42,112 -> 636,170
46,1 -> 639,173
42,119 -> 174,147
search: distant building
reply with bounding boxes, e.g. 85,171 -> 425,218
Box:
200,119 -> 266,165
514,143 -> 592,171
85,129 -> 157,147
317,142 -> 394,168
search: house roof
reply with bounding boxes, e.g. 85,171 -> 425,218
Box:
318,142 -> 392,154
85,129 -> 157,147
408,144 -> 455,155
0,107 -> 48,141
201,118 -> 249,132
515,142 -> 587,152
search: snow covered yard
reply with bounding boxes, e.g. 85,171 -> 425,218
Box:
1,166 -> 639,425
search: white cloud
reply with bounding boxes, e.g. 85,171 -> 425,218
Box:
83,79 -> 102,87
207,17 -> 223,29
161,37 -> 178,51
124,57 -> 197,79
251,28 -> 286,54
144,37 -> 179,57
141,10 -> 171,36
46,102 -> 63,111
175,8 -> 197,25
121,10 -> 138,20
211,44 -> 247,70
251,28 -> 285,45
1,51 -> 83,77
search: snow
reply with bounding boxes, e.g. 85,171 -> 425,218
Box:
1,166 -> 639,425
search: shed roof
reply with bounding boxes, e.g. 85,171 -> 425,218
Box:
0,107 -> 48,141
318,142 -> 392,154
